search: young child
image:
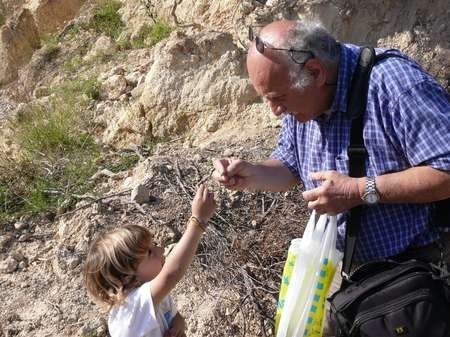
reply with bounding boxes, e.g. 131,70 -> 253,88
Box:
84,184 -> 216,337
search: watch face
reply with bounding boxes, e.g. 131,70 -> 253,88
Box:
365,193 -> 379,204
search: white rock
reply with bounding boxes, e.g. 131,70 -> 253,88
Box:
223,148 -> 234,157
84,35 -> 115,62
14,221 -> 27,230
67,256 -> 81,269
100,74 -> 128,100
0,257 -> 18,273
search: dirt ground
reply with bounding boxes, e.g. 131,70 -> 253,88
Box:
0,130 -> 311,337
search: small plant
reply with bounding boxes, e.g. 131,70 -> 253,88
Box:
41,34 -> 60,60
90,0 -> 124,39
63,55 -> 83,73
51,78 -> 100,101
132,21 -> 172,49
64,23 -> 82,39
0,2 -> 6,27
0,80 -> 102,221
105,152 -> 140,173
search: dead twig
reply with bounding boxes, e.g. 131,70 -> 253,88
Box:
55,189 -> 131,219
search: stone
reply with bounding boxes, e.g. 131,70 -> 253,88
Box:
18,233 -> 31,242
67,255 -> 81,269
223,148 -> 233,157
130,82 -> 145,98
205,116 -> 219,133
0,257 -> 18,273
0,235 -> 12,250
0,9 -> 40,85
83,35 -> 115,62
100,74 -> 128,100
14,221 -> 27,230
131,184 -> 151,204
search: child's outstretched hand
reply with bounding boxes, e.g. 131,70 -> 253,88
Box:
191,184 -> 216,224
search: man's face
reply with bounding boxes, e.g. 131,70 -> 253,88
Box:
248,60 -> 321,123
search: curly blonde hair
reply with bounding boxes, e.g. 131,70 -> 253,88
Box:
84,225 -> 153,310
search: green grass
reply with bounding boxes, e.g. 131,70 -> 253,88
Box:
41,34 -> 60,60
105,152 -> 140,173
0,3 -> 6,27
64,23 -> 82,40
131,21 -> 172,49
63,55 -> 83,73
50,77 -> 100,101
0,78 -> 103,222
90,0 -> 124,39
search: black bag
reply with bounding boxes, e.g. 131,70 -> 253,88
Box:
328,47 -> 450,337
329,260 -> 450,337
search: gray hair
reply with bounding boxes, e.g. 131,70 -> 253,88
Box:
283,20 -> 340,90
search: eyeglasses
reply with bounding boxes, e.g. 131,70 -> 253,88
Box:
248,26 -> 315,65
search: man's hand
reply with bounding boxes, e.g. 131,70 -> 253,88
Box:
164,313 -> 186,337
212,158 -> 256,190
302,170 -> 364,214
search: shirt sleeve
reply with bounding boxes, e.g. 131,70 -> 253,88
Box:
270,115 -> 301,179
395,80 -> 450,170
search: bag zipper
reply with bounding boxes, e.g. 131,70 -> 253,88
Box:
349,288 -> 430,336
337,270 -> 429,311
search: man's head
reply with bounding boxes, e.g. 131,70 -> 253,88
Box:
247,20 -> 340,122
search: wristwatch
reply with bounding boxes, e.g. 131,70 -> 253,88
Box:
362,176 -> 380,205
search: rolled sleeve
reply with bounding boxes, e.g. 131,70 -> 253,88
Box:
270,115 -> 301,179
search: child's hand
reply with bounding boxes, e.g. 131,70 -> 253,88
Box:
164,313 -> 186,337
191,184 -> 216,224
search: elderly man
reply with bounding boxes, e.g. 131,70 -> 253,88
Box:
213,19 -> 450,335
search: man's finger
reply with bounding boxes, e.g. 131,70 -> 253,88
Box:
213,158 -> 230,176
225,159 -> 244,176
310,171 -> 331,181
302,188 -> 320,201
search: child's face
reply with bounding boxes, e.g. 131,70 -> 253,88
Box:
136,243 -> 165,282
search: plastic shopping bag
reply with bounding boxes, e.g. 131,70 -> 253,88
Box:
275,238 -> 302,332
276,212 -> 343,337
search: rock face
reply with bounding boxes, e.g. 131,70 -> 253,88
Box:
138,31 -> 257,138
0,0 -> 85,85
25,0 -> 86,37
0,9 -> 40,85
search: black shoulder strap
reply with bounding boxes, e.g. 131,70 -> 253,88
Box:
435,199 -> 450,226
342,47 -> 376,277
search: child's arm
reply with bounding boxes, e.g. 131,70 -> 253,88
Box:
163,313 -> 186,337
150,184 -> 215,305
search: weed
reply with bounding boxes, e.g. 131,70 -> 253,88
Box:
132,21 -> 172,49
90,0 -> 124,39
64,23 -> 82,40
0,82 -> 101,220
0,2 -> 6,27
63,55 -> 83,73
41,34 -> 60,60
51,78 -> 100,101
105,152 -> 140,173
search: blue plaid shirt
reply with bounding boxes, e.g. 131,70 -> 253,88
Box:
272,43 -> 450,262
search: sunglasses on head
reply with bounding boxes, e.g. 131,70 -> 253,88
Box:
248,26 -> 315,65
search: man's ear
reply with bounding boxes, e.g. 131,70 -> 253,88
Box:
303,58 -> 327,87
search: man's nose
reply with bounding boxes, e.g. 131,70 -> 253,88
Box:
268,101 -> 286,116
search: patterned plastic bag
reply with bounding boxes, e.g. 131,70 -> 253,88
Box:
276,212 -> 343,337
